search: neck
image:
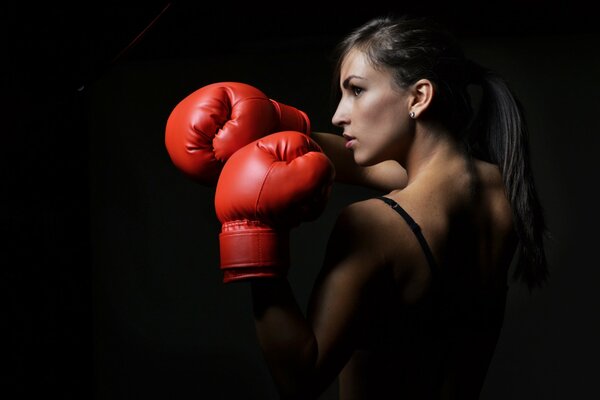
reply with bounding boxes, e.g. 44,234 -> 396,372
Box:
401,123 -> 465,183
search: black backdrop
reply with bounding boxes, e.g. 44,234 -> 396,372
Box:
5,1 -> 600,399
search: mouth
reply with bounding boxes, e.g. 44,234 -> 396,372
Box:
342,133 -> 356,149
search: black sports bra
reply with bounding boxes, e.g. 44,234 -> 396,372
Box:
376,196 -> 438,273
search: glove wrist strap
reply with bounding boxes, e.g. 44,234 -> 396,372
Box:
219,220 -> 290,283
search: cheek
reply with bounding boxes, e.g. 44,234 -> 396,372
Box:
367,98 -> 406,142
354,99 -> 393,131
366,92 -> 403,123
355,97 -> 407,163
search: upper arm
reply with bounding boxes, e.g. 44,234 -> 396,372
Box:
305,201 -> 388,386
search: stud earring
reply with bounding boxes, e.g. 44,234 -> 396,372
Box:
409,111 -> 416,119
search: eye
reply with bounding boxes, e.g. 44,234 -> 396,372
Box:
350,85 -> 363,96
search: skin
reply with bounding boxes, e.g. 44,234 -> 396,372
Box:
251,49 -> 518,399
310,131 -> 408,192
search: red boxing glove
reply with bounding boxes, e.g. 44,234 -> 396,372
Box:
215,131 -> 335,283
165,82 -> 311,186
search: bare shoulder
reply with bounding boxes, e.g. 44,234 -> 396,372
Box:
320,199 -> 395,279
333,197 -> 412,249
324,198 -> 430,295
329,198 -> 392,256
335,198 -> 392,233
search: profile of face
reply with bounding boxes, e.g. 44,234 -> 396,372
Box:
332,49 -> 413,166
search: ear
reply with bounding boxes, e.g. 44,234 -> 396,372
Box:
408,79 -> 433,118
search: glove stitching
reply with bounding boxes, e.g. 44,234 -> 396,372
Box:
255,160 -> 277,221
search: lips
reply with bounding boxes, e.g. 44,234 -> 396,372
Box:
343,133 -> 356,149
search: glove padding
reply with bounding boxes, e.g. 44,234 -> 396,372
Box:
215,131 -> 335,283
165,82 -> 311,186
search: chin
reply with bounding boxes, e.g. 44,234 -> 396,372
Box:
356,160 -> 376,167
352,153 -> 368,167
354,152 -> 381,167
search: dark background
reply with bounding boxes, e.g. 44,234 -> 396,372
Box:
4,1 -> 600,398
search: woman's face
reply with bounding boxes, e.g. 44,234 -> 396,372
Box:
332,49 -> 411,166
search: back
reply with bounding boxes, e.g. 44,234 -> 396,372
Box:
338,157 -> 517,400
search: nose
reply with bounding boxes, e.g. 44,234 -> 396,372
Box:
331,100 -> 348,128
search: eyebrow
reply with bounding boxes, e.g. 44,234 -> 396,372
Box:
342,75 -> 367,88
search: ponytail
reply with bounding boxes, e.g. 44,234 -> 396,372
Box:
469,63 -> 549,290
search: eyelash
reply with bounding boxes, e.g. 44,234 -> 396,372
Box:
350,85 -> 363,96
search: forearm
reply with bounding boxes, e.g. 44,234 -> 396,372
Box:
311,131 -> 407,192
251,280 -> 320,399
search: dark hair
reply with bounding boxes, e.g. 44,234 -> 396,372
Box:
333,15 -> 549,289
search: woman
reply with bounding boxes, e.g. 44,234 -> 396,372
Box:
250,15 -> 549,399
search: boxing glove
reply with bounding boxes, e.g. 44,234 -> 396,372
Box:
215,131 -> 335,283
165,82 -> 311,186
